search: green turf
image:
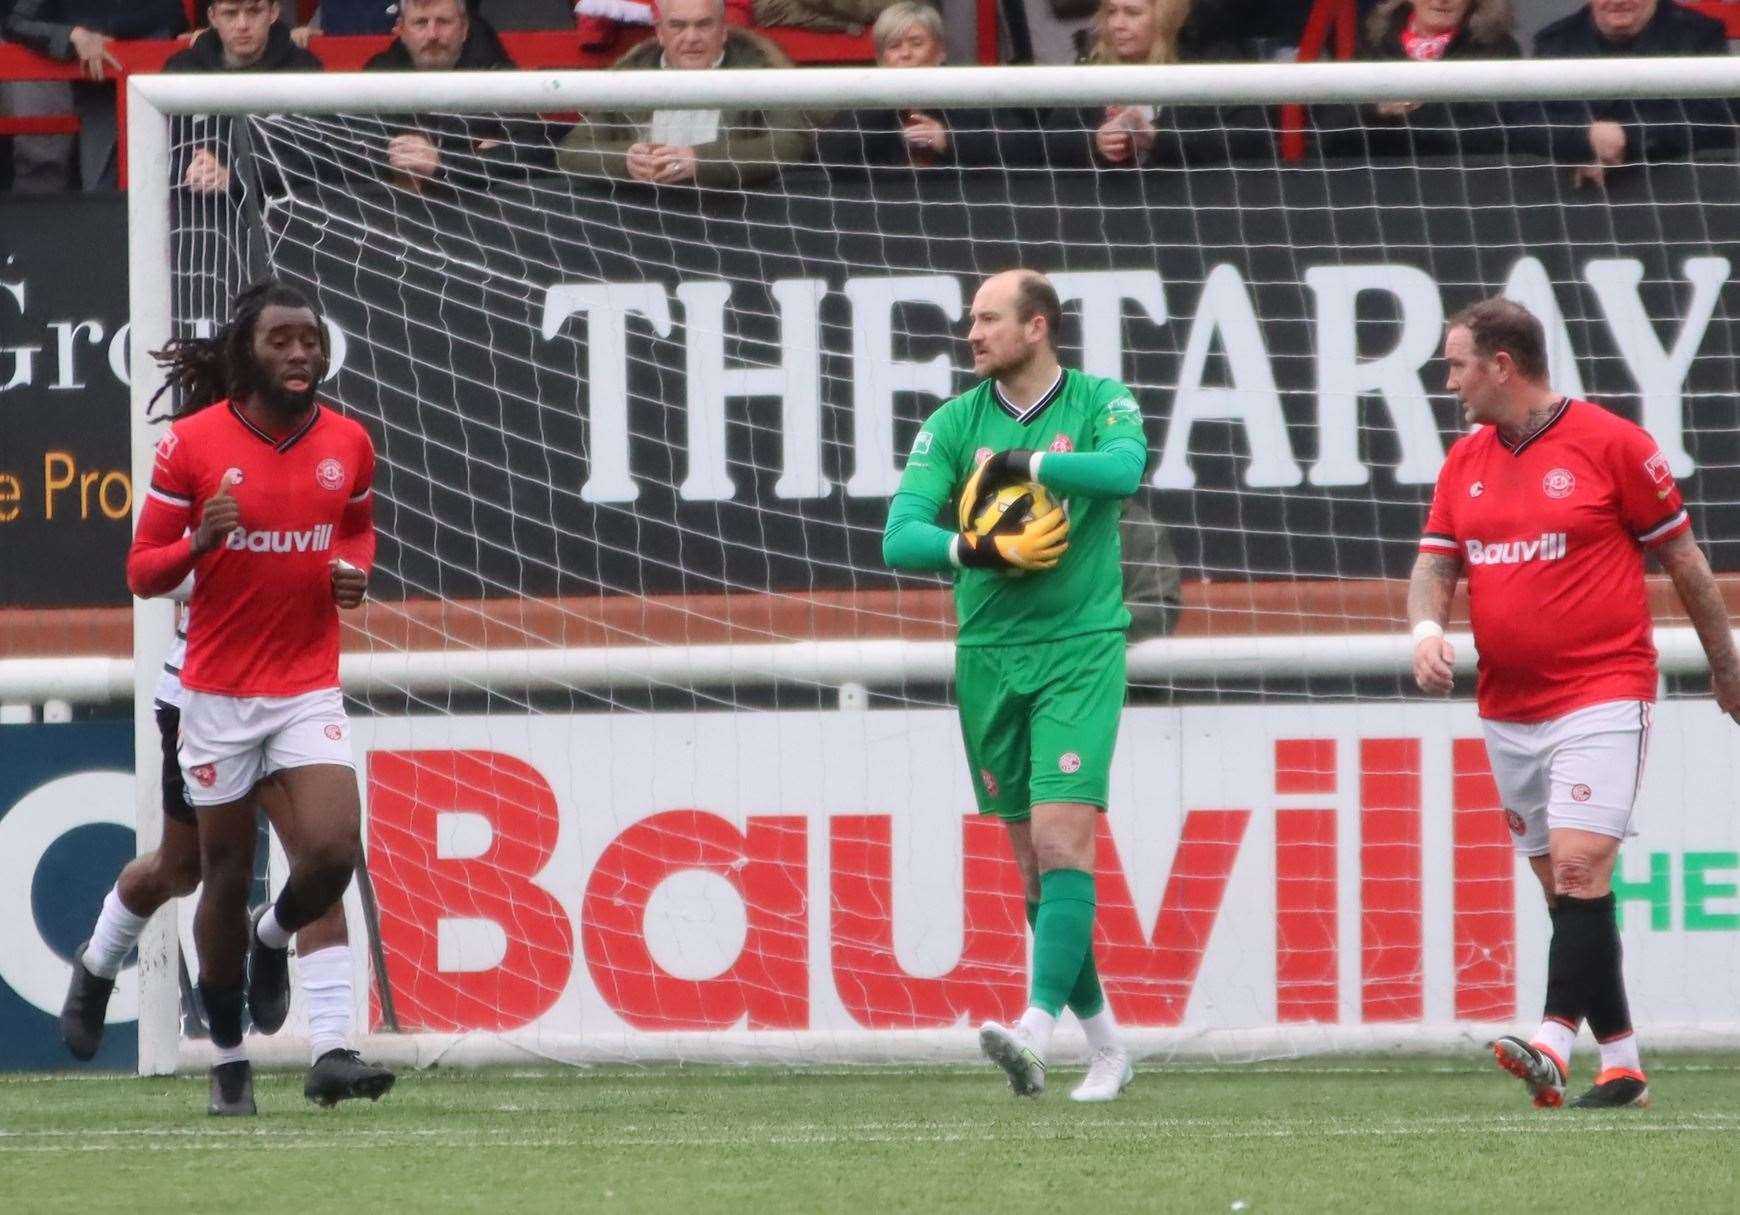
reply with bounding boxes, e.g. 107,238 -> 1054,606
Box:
2,1055 -> 1736,1213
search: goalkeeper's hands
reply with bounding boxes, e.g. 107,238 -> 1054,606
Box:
956,493 -> 1070,573
956,448 -> 1038,532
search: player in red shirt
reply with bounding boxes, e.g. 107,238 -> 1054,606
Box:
127,279 -> 390,1115
1409,297 -> 1740,1110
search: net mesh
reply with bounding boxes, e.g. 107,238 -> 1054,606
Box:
145,76 -> 1740,1061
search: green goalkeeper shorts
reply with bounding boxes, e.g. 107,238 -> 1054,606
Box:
954,629 -> 1127,821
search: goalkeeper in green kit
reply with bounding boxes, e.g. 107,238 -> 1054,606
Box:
882,270 -> 1146,1101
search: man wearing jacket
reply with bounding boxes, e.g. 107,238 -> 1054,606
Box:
1529,0 -> 1733,185
558,0 -> 812,190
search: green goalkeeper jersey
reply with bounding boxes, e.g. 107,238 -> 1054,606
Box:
882,367 -> 1148,648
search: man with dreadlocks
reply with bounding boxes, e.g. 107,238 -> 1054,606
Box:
121,279 -> 388,1116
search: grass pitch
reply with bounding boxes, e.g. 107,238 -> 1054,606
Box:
2,1055 -> 1736,1213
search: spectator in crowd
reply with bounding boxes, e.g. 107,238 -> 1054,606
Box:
1528,0 -> 1733,186
1315,0 -> 1521,160
558,0 -> 813,189
751,0 -> 893,34
1042,0 -> 1271,168
1120,492 -> 1185,641
360,0 -> 554,190
2,0 -> 187,189
815,2 -> 1039,170
164,0 -> 322,197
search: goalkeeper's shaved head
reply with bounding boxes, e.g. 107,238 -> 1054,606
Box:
969,270 -> 1063,383
1010,270 -> 1062,353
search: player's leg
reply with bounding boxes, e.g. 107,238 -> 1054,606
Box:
63,701 -> 205,1059
255,775 -> 395,1106
179,688 -> 269,1116
1544,702 -> 1651,1109
1002,821 -> 1115,1053
988,632 -> 1130,1101
194,792 -> 261,1116
954,644 -> 1047,1095
1480,718 -> 1572,1107
248,689 -> 361,1033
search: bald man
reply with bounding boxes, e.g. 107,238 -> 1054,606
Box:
882,270 -> 1148,1102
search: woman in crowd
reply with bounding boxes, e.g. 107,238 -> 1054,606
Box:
1316,0 -> 1521,160
1044,0 -> 1271,169
815,2 -> 1038,171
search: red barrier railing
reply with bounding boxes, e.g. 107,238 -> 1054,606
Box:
0,26 -> 875,187
1281,0 -> 1359,161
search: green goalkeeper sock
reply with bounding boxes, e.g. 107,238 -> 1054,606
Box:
1029,869 -> 1096,1018
1025,898 -> 1106,1020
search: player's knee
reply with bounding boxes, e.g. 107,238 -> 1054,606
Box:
306,838 -> 359,891
164,852 -> 203,898
1552,856 -> 1598,897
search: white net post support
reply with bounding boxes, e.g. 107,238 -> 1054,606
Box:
126,83 -> 180,1077
123,58 -> 1740,1071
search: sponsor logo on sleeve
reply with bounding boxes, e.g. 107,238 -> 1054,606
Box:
1058,752 -> 1082,774
1644,451 -> 1673,498
154,431 -> 179,462
910,431 -> 933,457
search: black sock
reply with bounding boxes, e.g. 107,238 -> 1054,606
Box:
199,982 -> 246,1050
1541,900 -> 1585,1029
1563,893 -> 1631,1042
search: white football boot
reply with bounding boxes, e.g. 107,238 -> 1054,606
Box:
979,1020 -> 1046,1097
1070,1047 -> 1134,1103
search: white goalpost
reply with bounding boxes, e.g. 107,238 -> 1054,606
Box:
118,57 -> 1740,1073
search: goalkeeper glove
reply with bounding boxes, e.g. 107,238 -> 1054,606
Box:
956,448 -> 1039,532
956,493 -> 1070,572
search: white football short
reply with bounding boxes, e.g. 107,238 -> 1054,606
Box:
1480,699 -> 1652,857
178,687 -> 354,807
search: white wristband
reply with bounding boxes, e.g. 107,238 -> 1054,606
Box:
1411,620 -> 1445,645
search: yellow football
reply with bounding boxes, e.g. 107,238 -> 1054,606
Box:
970,481 -> 1057,537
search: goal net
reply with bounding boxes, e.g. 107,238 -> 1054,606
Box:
126,58 -> 1740,1071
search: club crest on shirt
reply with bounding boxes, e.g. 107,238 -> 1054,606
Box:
1542,468 -> 1575,499
190,764 -> 216,788
1469,481 -> 1484,498
980,768 -> 999,797
973,446 -> 993,467
1571,783 -> 1592,803
316,458 -> 346,491
223,466 -> 244,485
1049,434 -> 1074,453
1504,810 -> 1526,836
324,723 -> 346,741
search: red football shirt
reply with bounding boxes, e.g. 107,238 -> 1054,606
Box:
1420,398 -> 1690,722
128,401 -> 376,697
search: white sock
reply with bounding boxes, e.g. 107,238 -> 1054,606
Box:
299,945 -> 352,1063
255,906 -> 292,950
1017,1006 -> 1056,1059
1598,1031 -> 1643,1076
213,1041 -> 249,1067
1078,1005 -> 1121,1054
1531,1018 -> 1577,1074
83,887 -> 151,980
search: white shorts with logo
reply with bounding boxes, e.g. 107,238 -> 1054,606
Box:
178,687 -> 354,807
1480,699 -> 1652,857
